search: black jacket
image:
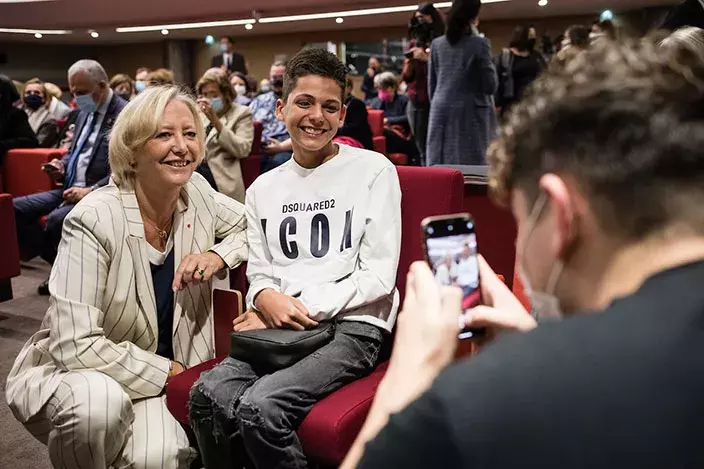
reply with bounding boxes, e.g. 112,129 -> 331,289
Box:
338,97 -> 374,151
0,107 -> 38,160
60,94 -> 126,189
211,52 -> 248,75
361,260 -> 704,468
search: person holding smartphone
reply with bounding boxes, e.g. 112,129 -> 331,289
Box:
342,37 -> 704,468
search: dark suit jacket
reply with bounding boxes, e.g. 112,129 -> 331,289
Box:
60,94 -> 126,189
361,260 -> 704,468
0,107 -> 38,160
211,52 -> 248,75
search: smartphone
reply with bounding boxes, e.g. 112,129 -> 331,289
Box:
421,213 -> 484,339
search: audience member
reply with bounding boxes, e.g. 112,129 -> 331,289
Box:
22,78 -> 59,148
560,24 -> 590,53
230,71 -> 252,105
250,61 -> 291,171
6,85 -> 248,469
259,77 -> 271,94
12,80 -> 25,100
135,66 -> 150,93
110,73 -> 135,101
195,71 -> 254,202
147,68 -> 175,87
403,3 -> 445,163
189,47 -> 401,469
44,82 -> 71,119
211,36 -> 248,74
343,37 -> 704,468
13,59 -> 126,295
369,71 -> 419,165
362,56 -> 382,102
591,19 -> 617,42
337,76 -> 374,150
495,25 -> 546,116
0,74 -> 38,160
659,25 -> 704,63
426,0 -> 497,166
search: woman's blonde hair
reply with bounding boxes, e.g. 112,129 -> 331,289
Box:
109,86 -> 205,187
196,71 -> 235,103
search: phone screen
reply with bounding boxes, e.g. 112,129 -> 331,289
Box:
424,216 -> 482,339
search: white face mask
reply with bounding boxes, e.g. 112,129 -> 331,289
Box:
517,192 -> 565,320
234,84 -> 247,96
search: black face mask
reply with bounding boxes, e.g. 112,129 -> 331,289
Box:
527,38 -> 537,51
24,94 -> 44,110
116,91 -> 131,102
270,76 -> 284,89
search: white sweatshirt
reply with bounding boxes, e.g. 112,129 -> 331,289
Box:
245,144 -> 402,332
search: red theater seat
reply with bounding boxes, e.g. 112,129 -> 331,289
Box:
241,122 -> 263,189
2,148 -> 66,197
165,166 -> 465,465
0,193 -> 21,301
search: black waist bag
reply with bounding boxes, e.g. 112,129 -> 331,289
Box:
229,322 -> 336,371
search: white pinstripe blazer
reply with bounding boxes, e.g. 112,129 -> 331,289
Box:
6,172 -> 248,423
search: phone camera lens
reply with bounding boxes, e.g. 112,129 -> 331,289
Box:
448,225 -> 454,231
467,222 -> 473,229
427,227 -> 434,235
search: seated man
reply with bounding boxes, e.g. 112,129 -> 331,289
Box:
250,61 -> 292,172
189,47 -> 402,469
13,59 -> 126,294
369,71 -> 419,165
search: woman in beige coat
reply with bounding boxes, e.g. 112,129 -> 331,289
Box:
196,71 -> 254,202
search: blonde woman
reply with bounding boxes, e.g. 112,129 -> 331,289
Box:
196,71 -> 254,202
6,86 -> 248,469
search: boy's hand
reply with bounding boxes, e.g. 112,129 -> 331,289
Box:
233,310 -> 268,332
254,289 -> 319,330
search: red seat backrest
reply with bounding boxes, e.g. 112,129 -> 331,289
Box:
250,121 -> 263,155
241,122 -> 264,190
367,110 -> 385,137
395,166 -> 465,301
3,148 -> 66,197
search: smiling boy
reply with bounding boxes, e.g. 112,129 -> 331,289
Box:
189,48 -> 402,468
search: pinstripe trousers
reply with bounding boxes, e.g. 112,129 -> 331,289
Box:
21,370 -> 196,469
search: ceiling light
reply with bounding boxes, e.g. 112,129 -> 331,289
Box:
336,17 -> 344,24
161,29 -> 169,35
205,34 -> 215,44
0,27 -> 71,35
34,32 -> 42,38
245,23 -> 253,30
116,18 -> 255,33
90,31 -> 99,38
258,0 -> 508,23
538,0 -> 547,6
600,9 -> 614,21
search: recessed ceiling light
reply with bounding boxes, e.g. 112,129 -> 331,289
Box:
336,17 -> 344,24
90,31 -> 99,38
600,9 -> 614,21
245,23 -> 253,30
538,0 -> 548,6
161,29 -> 169,35
34,32 -> 42,38
205,34 -> 215,44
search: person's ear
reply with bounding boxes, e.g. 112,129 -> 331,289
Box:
275,98 -> 285,122
539,173 -> 577,260
339,103 -> 347,127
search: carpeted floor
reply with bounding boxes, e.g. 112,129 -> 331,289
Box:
0,259 -> 53,469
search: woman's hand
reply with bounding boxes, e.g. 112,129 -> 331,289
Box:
167,360 -> 186,382
233,310 -> 268,332
254,289 -> 318,330
463,255 -> 537,348
411,46 -> 429,62
376,261 -> 463,413
197,97 -> 220,126
172,251 -> 226,291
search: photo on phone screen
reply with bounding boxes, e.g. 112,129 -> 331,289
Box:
423,216 -> 481,339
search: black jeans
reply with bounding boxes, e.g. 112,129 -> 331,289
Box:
189,321 -> 383,469
407,101 -> 429,165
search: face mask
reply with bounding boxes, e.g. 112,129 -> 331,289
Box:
234,84 -> 247,96
517,192 -> 565,320
270,76 -> 284,89
210,97 -> 224,114
74,93 -> 98,113
260,85 -> 271,93
378,89 -> 394,102
220,43 -> 229,53
24,94 -> 44,110
135,81 -> 147,93
116,90 -> 131,102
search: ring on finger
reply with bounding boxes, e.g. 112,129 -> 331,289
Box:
198,268 -> 205,276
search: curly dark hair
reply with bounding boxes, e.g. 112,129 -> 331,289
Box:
488,38 -> 704,239
282,48 -> 347,102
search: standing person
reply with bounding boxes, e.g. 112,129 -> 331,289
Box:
13,59 -> 126,295
211,36 -> 248,75
196,71 -> 254,202
362,56 -> 382,103
0,74 -> 37,161
189,47 -> 401,469
426,0 -> 497,166
403,3 -> 445,164
495,25 -> 546,117
6,86 -> 248,469
22,78 -> 59,147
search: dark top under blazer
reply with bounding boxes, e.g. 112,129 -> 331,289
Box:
361,260 -> 704,468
